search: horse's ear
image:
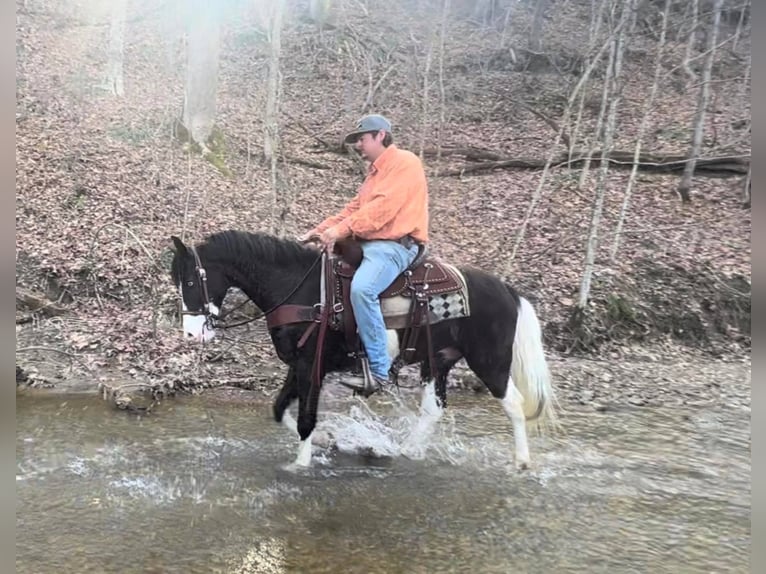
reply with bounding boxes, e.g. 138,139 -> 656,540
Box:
170,235 -> 188,256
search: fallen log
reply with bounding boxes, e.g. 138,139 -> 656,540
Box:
15,288 -> 68,317
438,151 -> 749,177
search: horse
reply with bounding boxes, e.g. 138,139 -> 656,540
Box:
169,230 -> 557,470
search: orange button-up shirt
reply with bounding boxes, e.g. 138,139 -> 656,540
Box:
316,144 -> 429,243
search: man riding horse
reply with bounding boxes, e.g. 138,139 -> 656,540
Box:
298,114 -> 429,395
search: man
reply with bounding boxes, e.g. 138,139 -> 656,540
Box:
299,114 -> 429,390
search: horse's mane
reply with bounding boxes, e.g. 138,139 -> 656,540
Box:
201,230 -> 318,267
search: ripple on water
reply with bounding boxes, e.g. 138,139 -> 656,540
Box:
16,390 -> 750,574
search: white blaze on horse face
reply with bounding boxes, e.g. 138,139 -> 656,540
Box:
179,283 -> 219,342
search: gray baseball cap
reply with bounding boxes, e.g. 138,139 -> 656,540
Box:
343,114 -> 392,144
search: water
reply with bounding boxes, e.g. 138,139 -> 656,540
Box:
16,387 -> 750,573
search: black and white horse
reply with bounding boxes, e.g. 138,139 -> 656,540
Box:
170,230 -> 557,469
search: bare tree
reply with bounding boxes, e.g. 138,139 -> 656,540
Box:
682,0 -> 699,86
264,0 -> 284,162
742,164 -> 751,207
510,13 -> 628,264
105,0 -> 127,97
577,0 -> 616,190
418,26 -> 435,159
309,0 -> 331,29
578,0 -> 629,309
528,0 -> 549,52
435,0 -> 451,173
472,0 -> 500,27
732,0 -> 749,52
264,0 -> 285,231
181,0 -> 221,152
677,0 -> 723,203
610,0 -> 671,261
568,0 -> 608,166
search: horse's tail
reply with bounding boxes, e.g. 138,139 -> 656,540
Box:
511,296 -> 558,431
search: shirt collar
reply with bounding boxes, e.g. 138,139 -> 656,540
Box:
369,144 -> 398,174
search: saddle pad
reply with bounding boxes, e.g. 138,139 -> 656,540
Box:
380,263 -> 471,329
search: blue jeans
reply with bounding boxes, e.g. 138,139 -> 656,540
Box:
350,240 -> 419,380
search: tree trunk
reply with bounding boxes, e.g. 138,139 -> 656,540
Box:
498,1 -> 515,49
264,0 -> 284,162
578,0 -> 629,309
743,165 -> 751,207
682,0 -> 699,86
435,0 -> 450,174
182,0 -> 221,151
418,21 -> 436,160
732,0 -> 748,52
577,1 -> 615,190
611,0 -> 670,262
106,0 -> 127,96
528,0 -> 549,52
473,0 -> 498,28
569,0 -> 608,166
264,0 -> 285,231
309,0 -> 330,29
677,0 -> 722,203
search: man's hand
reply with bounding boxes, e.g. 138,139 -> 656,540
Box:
319,227 -> 343,251
297,229 -> 319,242
296,229 -> 322,250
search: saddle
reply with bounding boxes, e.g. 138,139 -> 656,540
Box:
266,239 -> 469,381
329,239 -> 466,362
333,239 -> 463,299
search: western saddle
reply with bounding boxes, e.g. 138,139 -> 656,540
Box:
266,239 -> 465,394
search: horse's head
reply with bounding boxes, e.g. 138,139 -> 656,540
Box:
170,235 -> 229,342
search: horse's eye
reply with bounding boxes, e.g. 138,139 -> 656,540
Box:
187,281 -> 194,287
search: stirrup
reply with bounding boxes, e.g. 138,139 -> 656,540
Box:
338,356 -> 381,398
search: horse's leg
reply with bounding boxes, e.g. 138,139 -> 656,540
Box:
402,352 -> 460,458
419,349 -> 461,408
500,376 -> 531,469
292,360 -> 321,468
273,366 -> 298,435
464,353 -> 530,470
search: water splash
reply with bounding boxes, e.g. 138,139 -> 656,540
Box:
314,392 -> 469,464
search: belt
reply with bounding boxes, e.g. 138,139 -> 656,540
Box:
396,235 -> 418,249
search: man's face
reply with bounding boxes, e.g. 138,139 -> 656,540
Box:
354,130 -> 385,162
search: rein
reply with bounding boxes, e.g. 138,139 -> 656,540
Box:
185,244 -> 325,330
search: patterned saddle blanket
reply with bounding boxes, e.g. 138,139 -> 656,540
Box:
333,256 -> 471,330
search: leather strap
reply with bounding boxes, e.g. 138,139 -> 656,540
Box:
265,304 -> 317,329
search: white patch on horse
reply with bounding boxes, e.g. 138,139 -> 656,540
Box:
500,378 -> 531,469
179,282 -> 219,343
385,329 -> 400,361
293,433 -> 313,467
401,380 -> 443,459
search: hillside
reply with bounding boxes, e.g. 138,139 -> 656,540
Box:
16,0 -> 751,397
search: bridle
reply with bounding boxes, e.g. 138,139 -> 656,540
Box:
179,244 -> 325,331
178,245 -> 218,331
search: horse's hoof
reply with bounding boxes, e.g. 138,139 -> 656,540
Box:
516,460 -> 530,471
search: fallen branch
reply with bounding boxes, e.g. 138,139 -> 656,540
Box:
518,101 -> 571,148
281,154 -> 331,170
16,288 -> 68,317
438,151 -> 749,177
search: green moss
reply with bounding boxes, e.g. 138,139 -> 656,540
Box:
606,293 -> 636,322
173,120 -> 233,177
